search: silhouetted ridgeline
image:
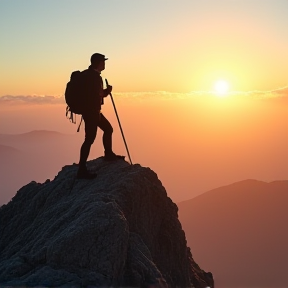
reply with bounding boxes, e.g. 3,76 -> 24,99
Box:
0,158 -> 213,288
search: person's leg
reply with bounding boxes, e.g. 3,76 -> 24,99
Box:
98,113 -> 125,161
98,113 -> 113,156
78,112 -> 99,176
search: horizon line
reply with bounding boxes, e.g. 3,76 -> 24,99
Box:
0,86 -> 287,105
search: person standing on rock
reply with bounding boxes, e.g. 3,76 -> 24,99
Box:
77,53 -> 123,179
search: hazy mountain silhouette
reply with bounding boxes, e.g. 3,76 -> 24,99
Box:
0,144 -> 22,158
0,130 -> 75,149
0,144 -> 26,167
0,130 -> 83,205
178,179 -> 288,288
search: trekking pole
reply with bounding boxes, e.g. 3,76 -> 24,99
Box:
105,79 -> 133,165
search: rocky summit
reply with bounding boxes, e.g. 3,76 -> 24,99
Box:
0,158 -> 213,288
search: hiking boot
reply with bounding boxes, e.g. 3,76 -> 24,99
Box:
77,168 -> 97,179
104,152 -> 125,161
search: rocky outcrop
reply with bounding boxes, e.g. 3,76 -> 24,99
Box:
0,158 -> 213,287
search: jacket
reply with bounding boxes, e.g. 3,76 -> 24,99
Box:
82,65 -> 105,113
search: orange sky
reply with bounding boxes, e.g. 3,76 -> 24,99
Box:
1,1 -> 288,203
0,91 -> 287,203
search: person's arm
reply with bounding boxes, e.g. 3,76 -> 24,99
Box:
103,84 -> 112,97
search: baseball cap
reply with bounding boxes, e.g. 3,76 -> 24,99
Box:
90,53 -> 108,64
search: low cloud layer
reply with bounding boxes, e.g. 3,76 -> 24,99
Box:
116,87 -> 288,103
245,86 -> 288,99
1,86 -> 288,105
0,95 -> 65,105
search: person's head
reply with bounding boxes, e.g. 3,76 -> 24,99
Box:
90,53 -> 108,71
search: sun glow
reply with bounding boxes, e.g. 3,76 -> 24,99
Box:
214,80 -> 229,96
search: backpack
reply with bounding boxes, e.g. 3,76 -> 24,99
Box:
65,70 -> 87,131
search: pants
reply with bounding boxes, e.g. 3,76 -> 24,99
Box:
79,111 -> 113,169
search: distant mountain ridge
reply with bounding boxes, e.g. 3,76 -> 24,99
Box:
0,144 -> 21,154
178,179 -> 288,288
0,129 -> 64,136
0,130 -> 83,205
0,130 -> 71,141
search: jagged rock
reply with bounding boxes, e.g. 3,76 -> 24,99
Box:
0,158 -> 213,288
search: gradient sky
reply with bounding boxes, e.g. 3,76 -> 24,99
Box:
1,1 -> 287,203
1,0 -> 288,95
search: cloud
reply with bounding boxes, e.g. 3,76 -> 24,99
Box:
1,86 -> 288,105
0,95 -> 65,105
114,87 -> 288,103
273,86 -> 288,95
247,86 -> 288,97
114,91 -> 199,101
243,86 -> 288,104
271,86 -> 288,98
0,92 -> 206,105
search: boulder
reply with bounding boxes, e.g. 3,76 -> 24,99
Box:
0,158 -> 213,287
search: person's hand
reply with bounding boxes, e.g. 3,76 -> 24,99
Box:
106,85 -> 112,95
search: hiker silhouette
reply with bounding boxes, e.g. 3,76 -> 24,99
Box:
77,53 -> 124,179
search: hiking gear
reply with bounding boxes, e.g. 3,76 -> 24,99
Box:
104,151 -> 125,161
65,70 -> 89,131
65,108 -> 83,131
77,165 -> 97,179
105,79 -> 133,165
77,116 -> 83,132
65,71 -> 87,115
91,53 -> 108,64
65,67 -> 105,130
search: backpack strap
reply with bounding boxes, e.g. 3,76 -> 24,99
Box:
65,105 -> 70,118
77,116 -> 83,132
66,105 -> 83,132
66,105 -> 76,124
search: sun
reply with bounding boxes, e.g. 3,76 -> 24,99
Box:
214,80 -> 229,96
